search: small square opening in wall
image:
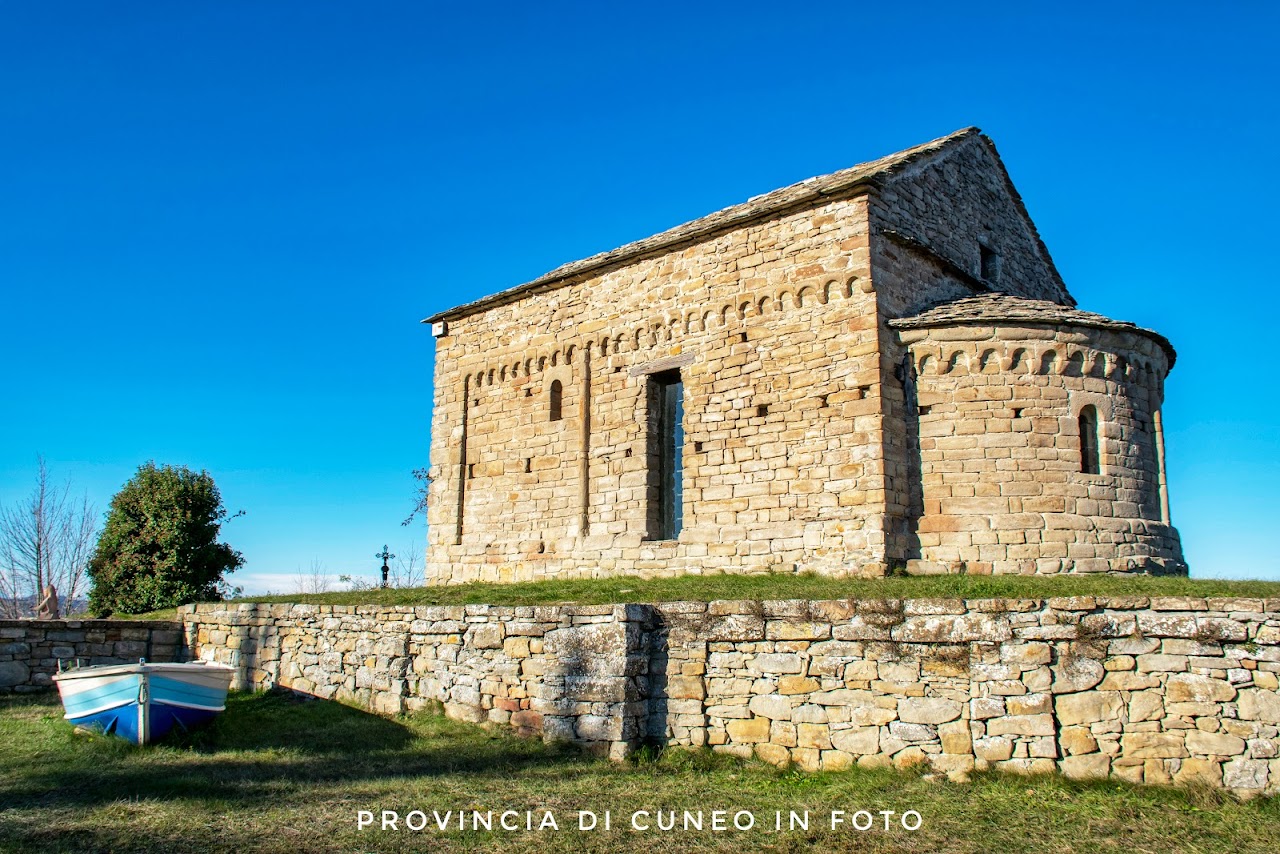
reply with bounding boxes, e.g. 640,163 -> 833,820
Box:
624,447 -> 632,458
918,405 -> 932,416
694,441 -> 703,453
818,394 -> 829,408
524,458 -> 532,473
1013,408 -> 1024,419
524,388 -> 532,397
857,385 -> 870,399
739,332 -> 748,343
467,464 -> 475,479
757,404 -> 769,418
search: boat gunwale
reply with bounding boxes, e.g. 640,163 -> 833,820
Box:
52,661 -> 236,683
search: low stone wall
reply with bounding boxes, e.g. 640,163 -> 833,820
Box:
181,602 -> 648,759
181,596 -> 1280,795
0,619 -> 184,693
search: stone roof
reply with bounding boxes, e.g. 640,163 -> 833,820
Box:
889,293 -> 1176,365
425,127 -> 984,324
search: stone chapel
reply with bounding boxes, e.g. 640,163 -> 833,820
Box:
423,128 -> 1186,584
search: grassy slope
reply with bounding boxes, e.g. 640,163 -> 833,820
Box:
2,692 -> 1277,854
124,573 -> 1280,620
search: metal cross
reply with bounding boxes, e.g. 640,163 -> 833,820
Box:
376,545 -> 396,588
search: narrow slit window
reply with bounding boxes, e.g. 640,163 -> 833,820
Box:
1079,404 -> 1100,474
980,243 -> 1001,283
646,370 -> 684,540
549,380 -> 563,421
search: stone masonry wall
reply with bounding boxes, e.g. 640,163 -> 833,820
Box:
182,602 -> 649,759
0,619 -> 184,694
427,196 -> 888,583
893,322 -> 1181,574
425,130 -> 1142,584
867,134 -> 1083,566
184,596 -> 1280,795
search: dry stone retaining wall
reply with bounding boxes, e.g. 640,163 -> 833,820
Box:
0,619 -> 183,693
181,596 -> 1280,795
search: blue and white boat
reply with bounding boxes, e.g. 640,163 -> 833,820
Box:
53,659 -> 236,744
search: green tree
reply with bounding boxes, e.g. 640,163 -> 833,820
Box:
87,462 -> 243,616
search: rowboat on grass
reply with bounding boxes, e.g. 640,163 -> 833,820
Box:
53,660 -> 236,744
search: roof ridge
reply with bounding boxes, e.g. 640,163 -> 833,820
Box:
425,128 -> 983,324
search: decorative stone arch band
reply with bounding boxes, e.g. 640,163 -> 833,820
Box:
890,295 -> 1183,576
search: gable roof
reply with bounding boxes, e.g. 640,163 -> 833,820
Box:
425,127 -> 986,324
889,293 -> 1175,365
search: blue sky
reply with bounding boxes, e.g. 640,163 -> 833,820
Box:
2,2 -> 1277,592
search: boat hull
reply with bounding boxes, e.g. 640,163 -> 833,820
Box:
54,662 -> 235,745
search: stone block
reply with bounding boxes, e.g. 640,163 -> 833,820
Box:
1056,692 -> 1123,726
1122,732 -> 1187,759
830,726 -> 879,755
753,653 -> 804,674
1222,758 -> 1269,790
986,714 -> 1055,737
1050,657 -> 1104,694
897,696 -> 962,724
1165,674 -> 1235,704
1237,688 -> 1280,723
1060,754 -> 1111,780
726,717 -> 771,743
748,694 -> 791,720
0,661 -> 30,687
939,721 -> 972,754
1185,731 -> 1245,757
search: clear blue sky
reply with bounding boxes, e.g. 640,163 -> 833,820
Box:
2,2 -> 1277,592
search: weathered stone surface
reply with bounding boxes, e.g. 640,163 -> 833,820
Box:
754,742 -> 791,767
468,623 -> 504,649
1123,732 -> 1188,759
1186,731 -> 1245,756
974,736 -> 1015,762
0,660 -> 30,688
1237,689 -> 1280,723
1057,692 -> 1123,726
754,653 -> 805,674
894,614 -> 1010,643
938,721 -> 972,754
1051,657 -> 1105,694
898,697 -> 963,724
1173,758 -> 1221,786
831,726 -> 880,755
1059,726 -> 1098,756
748,694 -> 792,721
726,717 -> 771,743
174,595 -> 1278,795
1222,758 -> 1269,790
889,721 -> 937,742
987,714 -> 1055,737
1165,674 -> 1236,704
1060,754 -> 1111,780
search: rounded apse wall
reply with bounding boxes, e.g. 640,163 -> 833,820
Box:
896,321 -> 1185,575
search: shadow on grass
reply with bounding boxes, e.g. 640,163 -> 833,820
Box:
0,689 -> 594,812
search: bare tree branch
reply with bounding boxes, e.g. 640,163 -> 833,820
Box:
0,457 -> 99,618
293,558 -> 333,594
389,546 -> 424,589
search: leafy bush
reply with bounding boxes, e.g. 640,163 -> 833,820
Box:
87,462 -> 243,616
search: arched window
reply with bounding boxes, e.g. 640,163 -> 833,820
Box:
1079,405 -> 1100,474
549,380 -> 563,422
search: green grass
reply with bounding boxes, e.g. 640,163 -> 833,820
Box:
120,573 -> 1280,621
1,691 -> 1277,853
